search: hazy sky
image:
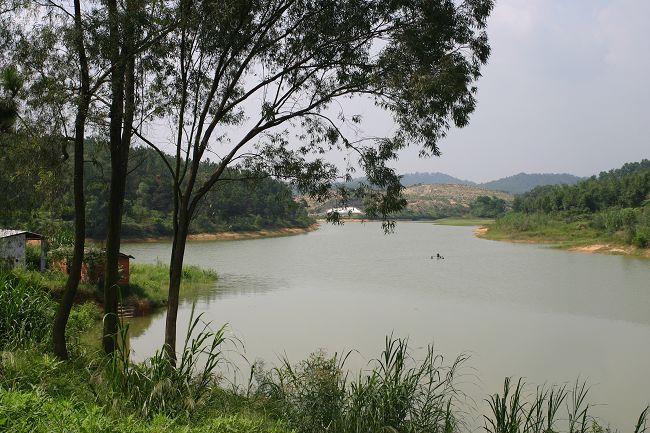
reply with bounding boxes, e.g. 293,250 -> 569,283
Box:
146,0 -> 649,183
382,0 -> 650,182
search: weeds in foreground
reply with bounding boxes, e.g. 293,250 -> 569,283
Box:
484,377 -> 649,433
103,305 -> 230,418
0,270 -> 55,350
256,336 -> 467,433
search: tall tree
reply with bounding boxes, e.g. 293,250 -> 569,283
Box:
102,0 -> 175,354
2,0 -> 109,358
137,0 -> 493,361
51,0 -> 93,360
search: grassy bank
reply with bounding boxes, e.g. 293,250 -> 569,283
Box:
127,262 -> 218,306
433,217 -> 495,226
479,212 -> 650,258
11,262 -> 218,313
1,270 -> 648,432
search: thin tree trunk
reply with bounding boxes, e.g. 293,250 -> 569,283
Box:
102,156 -> 125,354
53,0 -> 90,360
164,206 -> 190,364
102,0 -> 126,355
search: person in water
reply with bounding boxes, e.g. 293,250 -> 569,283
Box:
436,253 -> 444,259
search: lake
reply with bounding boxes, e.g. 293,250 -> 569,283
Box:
122,222 -> 650,429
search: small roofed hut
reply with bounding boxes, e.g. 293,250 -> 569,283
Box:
0,229 -> 46,271
50,249 -> 134,286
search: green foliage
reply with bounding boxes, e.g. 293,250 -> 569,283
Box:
484,378 -> 649,433
513,160 -> 650,214
0,66 -> 21,132
105,307 -> 231,418
0,270 -> 55,350
470,196 -> 507,218
25,244 -> 41,270
0,140 -> 313,239
490,161 -> 650,249
256,337 -> 464,433
0,389 -> 293,433
126,262 -> 218,306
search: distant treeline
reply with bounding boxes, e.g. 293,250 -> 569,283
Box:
0,137 -> 312,240
494,160 -> 650,247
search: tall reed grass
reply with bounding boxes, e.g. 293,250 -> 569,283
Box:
103,305 -> 231,418
484,377 -> 649,433
255,336 -> 467,433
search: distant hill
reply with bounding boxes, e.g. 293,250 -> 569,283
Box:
398,184 -> 512,219
342,172 -> 474,188
480,173 -> 583,194
398,172 -> 475,186
340,171 -> 583,198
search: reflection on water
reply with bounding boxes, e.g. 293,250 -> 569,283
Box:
121,222 -> 650,430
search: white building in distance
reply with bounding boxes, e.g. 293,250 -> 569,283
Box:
325,206 -> 364,215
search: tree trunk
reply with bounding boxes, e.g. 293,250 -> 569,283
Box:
101,157 -> 126,354
102,0 -> 138,355
164,207 -> 190,364
53,0 -> 90,360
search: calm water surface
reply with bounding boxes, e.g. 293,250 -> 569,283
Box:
123,222 -> 650,429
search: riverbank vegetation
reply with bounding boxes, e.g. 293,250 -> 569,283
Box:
1,270 -> 648,433
5,261 -> 217,315
482,160 -> 650,254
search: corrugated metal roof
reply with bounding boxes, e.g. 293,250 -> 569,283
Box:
0,229 -> 44,240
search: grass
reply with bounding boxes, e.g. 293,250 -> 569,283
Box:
256,337 -> 469,433
479,212 -> 650,258
483,378 -> 649,433
433,217 -> 495,226
127,262 -> 218,306
0,271 -> 55,350
9,262 -> 218,313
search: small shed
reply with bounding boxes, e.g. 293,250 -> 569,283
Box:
0,229 -> 46,271
51,250 -> 134,286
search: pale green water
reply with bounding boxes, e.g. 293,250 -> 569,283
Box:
122,222 -> 650,429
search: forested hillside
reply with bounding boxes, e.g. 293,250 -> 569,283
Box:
487,160 -> 650,249
513,161 -> 650,213
0,138 -> 312,240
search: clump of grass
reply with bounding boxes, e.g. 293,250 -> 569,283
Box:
255,336 -> 466,433
104,305 -> 231,418
0,270 -> 55,350
484,377 -> 650,433
126,262 -> 217,306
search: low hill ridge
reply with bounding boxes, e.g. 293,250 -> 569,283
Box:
348,172 -> 583,194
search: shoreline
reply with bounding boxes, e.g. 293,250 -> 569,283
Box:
118,223 -> 319,243
475,225 -> 650,259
